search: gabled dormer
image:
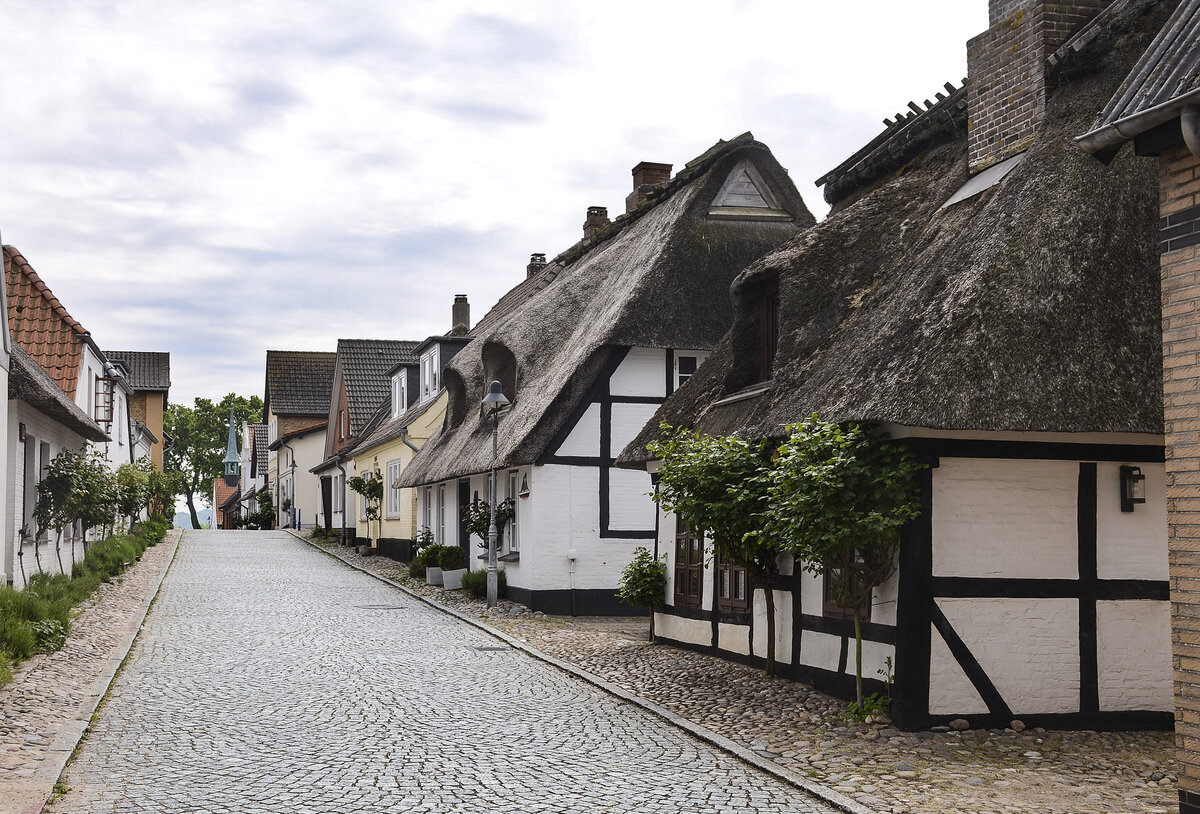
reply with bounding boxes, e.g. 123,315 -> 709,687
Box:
389,360 -> 419,419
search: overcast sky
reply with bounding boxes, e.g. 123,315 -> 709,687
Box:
0,1 -> 985,408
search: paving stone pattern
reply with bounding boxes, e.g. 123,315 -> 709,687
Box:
46,531 -> 836,814
325,541 -> 1179,814
0,531 -> 178,812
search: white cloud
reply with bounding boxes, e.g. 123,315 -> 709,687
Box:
0,0 -> 984,406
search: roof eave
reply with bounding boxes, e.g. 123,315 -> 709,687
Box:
1077,89 -> 1200,153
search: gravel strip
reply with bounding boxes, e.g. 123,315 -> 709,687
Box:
0,529 -> 180,814
313,536 -> 1178,814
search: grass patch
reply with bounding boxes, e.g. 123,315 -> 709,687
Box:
0,518 -> 170,688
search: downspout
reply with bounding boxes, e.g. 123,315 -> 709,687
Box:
1183,105 -> 1200,159
399,426 -> 421,454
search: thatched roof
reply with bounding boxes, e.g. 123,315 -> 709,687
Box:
10,344 -> 109,442
618,3 -> 1168,467
399,135 -> 814,486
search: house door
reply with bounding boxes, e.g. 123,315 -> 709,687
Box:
458,479 -> 471,558
320,477 -> 333,533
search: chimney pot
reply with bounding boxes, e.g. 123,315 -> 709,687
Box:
451,294 -> 470,336
527,252 -> 547,277
583,206 -> 610,241
625,161 -> 673,213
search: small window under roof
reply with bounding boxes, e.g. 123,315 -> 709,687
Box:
709,160 -> 792,221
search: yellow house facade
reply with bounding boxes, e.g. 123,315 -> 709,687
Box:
349,375 -> 447,560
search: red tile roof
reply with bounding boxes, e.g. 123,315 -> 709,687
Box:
4,246 -> 87,398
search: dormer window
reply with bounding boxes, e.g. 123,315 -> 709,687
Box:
420,346 -> 440,402
391,372 -> 408,419
672,351 -> 708,393
757,277 -> 780,382
95,376 -> 114,424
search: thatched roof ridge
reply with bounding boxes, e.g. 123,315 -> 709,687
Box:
618,6 -> 1168,466
400,136 -> 815,486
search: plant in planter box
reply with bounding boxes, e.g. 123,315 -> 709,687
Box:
463,497 -> 515,550
420,544 -> 447,586
439,546 -> 469,590
408,528 -> 435,578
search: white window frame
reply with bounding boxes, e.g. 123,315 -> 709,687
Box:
386,459 -> 403,518
421,486 -> 432,533
673,351 -> 707,393
507,469 -> 520,552
391,373 -> 408,419
436,483 -> 446,544
420,346 -> 440,402
332,474 -> 344,513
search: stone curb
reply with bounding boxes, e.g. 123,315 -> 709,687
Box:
291,530 -> 875,814
17,529 -> 182,814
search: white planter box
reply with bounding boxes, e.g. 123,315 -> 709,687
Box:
425,567 -> 443,586
442,568 -> 468,590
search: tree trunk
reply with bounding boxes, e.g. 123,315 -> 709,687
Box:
764,579 -> 776,678
854,607 -> 864,708
184,486 -> 202,529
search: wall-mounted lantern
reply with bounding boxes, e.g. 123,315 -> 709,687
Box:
1120,465 -> 1146,512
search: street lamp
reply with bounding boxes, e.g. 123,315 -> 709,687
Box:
482,380 -> 510,607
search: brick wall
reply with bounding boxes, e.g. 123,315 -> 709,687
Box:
967,1 -> 1105,173
1161,144 -> 1200,814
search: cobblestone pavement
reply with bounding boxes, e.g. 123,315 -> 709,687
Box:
46,531 -> 840,814
321,540 -> 1180,814
0,530 -> 179,814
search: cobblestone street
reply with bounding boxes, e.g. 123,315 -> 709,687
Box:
45,531 -> 837,814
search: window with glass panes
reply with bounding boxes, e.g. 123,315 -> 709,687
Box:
386,460 -> 402,518
436,484 -> 446,543
673,518 -> 703,607
507,470 -> 520,551
716,555 -> 749,610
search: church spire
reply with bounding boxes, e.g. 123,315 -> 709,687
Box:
223,408 -> 240,480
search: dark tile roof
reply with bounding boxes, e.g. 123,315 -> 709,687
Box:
338,339 -> 420,434
264,350 -> 336,417
1078,0 -> 1200,151
106,350 -> 170,391
346,392 -> 440,458
253,424 -> 269,477
8,344 -> 109,442
5,246 -> 87,398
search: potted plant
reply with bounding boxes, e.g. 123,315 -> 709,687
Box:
422,545 -> 446,586
440,546 -> 469,590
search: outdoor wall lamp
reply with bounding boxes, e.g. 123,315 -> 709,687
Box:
482,380 -> 510,607
1120,465 -> 1146,512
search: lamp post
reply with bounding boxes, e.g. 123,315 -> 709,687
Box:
482,380 -> 510,607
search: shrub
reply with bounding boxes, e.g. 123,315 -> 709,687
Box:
616,547 -> 667,640
408,559 -> 426,579
439,546 -> 467,571
417,545 -> 446,568
461,568 -> 505,600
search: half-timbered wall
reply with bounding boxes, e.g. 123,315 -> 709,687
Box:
653,440 -> 1171,729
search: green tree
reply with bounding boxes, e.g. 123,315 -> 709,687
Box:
347,471 -> 383,546
616,547 -> 668,641
115,461 -> 150,528
647,425 -> 786,676
767,416 -> 926,707
164,393 -> 262,529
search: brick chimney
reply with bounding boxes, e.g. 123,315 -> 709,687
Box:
451,294 -> 469,336
527,252 -> 547,277
625,161 -> 672,213
966,0 -> 1105,173
583,206 -> 610,241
